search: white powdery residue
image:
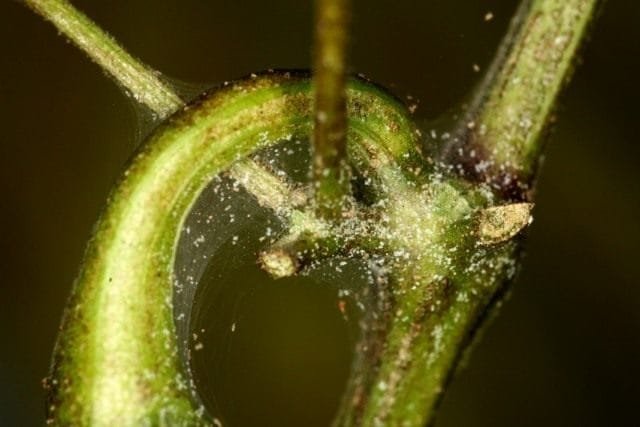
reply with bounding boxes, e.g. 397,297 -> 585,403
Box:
519,115 -> 533,130
174,279 -> 184,294
453,311 -> 461,323
195,405 -> 206,418
175,374 -> 188,391
258,130 -> 271,144
338,289 -> 351,297
474,160 -> 491,173
192,234 -> 205,248
427,325 -> 445,366
456,291 -> 469,303
554,35 -> 569,46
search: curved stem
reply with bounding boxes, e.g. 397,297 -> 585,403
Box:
41,73 -> 421,426
313,0 -> 351,219
24,0 -> 183,118
25,0 -> 600,426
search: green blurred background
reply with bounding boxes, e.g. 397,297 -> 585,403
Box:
1,0 -> 639,425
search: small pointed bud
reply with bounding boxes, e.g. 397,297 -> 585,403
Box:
477,202 -> 534,245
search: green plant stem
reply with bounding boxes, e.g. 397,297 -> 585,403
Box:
42,73 -> 422,426
313,0 -> 351,219
26,0 -> 600,426
24,0 -> 183,118
454,0 -> 599,196
23,0 -> 306,222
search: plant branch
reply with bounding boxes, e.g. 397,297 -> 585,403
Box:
451,0 -> 599,198
25,0 -> 601,426
23,0 -> 315,218
37,72 -> 423,425
313,0 -> 351,219
228,159 -> 308,214
24,0 -> 183,118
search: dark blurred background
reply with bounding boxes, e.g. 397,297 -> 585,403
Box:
1,0 -> 638,425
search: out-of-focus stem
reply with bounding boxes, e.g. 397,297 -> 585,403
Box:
313,0 -> 351,219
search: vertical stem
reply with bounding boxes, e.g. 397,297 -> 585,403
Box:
313,0 -> 351,220
452,0 -> 599,198
24,0 -> 183,118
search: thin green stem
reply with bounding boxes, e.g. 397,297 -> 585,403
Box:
24,0 -> 183,118
23,0 -> 308,214
313,0 -> 351,219
451,0 -> 599,197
